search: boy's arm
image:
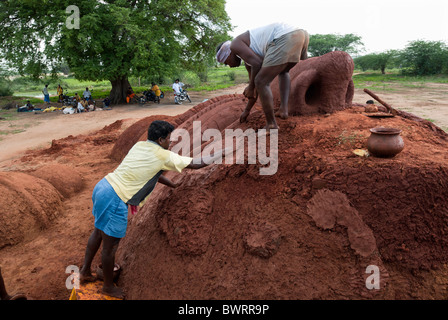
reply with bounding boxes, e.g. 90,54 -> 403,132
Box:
186,149 -> 232,169
186,159 -> 208,170
158,174 -> 178,188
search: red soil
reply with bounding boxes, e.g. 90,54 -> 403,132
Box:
115,99 -> 448,300
1,59 -> 448,300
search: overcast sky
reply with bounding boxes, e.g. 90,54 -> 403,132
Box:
225,0 -> 448,54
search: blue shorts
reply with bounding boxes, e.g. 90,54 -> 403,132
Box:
92,178 -> 128,238
44,94 -> 50,102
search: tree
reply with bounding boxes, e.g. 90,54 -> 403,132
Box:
0,0 -> 231,104
400,40 -> 448,76
308,33 -> 364,57
354,50 -> 399,74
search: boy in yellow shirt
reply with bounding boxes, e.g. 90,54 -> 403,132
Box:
79,120 -> 216,299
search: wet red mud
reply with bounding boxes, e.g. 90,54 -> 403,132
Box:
1,52 -> 448,300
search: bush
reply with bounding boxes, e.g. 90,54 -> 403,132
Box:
400,40 -> 448,76
226,70 -> 236,81
0,79 -> 13,96
180,71 -> 201,88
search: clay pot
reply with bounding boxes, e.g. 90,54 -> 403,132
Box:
367,127 -> 404,158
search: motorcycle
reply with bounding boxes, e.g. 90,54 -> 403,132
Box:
139,90 -> 164,105
174,89 -> 191,104
62,94 -> 78,108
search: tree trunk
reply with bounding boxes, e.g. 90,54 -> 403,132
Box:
109,76 -> 131,105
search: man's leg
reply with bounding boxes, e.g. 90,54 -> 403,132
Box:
275,62 -> 296,119
80,227 -> 102,282
100,230 -> 124,298
254,63 -> 291,130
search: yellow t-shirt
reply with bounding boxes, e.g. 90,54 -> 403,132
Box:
151,85 -> 161,97
105,140 -> 192,206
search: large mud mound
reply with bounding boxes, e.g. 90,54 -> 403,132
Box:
116,92 -> 448,299
110,95 -> 247,162
0,172 -> 64,249
29,164 -> 84,199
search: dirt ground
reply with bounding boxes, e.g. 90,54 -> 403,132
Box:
0,81 -> 447,300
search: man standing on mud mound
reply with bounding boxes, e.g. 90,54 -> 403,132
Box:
79,120 -> 219,299
216,23 -> 309,130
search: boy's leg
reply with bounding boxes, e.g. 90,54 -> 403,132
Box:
80,227 -> 102,282
100,230 -> 124,298
0,267 -> 11,300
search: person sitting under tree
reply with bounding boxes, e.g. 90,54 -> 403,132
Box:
216,22 -> 309,130
126,86 -> 135,104
151,82 -> 162,101
83,87 -> 92,102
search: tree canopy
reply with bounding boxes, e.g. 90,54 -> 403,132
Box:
0,0 -> 232,103
400,40 -> 448,76
308,33 -> 364,57
354,51 -> 399,74
354,40 -> 448,76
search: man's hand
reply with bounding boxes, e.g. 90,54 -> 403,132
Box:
243,85 -> 256,99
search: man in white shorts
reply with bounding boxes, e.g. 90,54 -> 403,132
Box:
216,23 -> 309,130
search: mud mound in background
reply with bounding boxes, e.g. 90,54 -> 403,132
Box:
29,164 -> 84,199
109,94 -> 247,163
0,172 -> 63,249
109,115 -> 178,162
115,95 -> 448,299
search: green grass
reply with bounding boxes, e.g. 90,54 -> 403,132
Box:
8,66 -> 249,101
352,71 -> 448,90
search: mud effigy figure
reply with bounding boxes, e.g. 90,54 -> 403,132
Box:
271,50 -> 355,116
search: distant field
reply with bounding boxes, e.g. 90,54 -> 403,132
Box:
352,71 -> 448,91
11,66 -> 249,100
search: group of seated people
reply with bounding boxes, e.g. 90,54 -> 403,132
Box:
126,83 -> 162,103
17,100 -> 43,112
18,85 -> 113,114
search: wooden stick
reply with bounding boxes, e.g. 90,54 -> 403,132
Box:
363,88 -> 397,115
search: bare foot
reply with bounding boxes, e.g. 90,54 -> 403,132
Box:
275,109 -> 288,119
80,271 -> 97,284
262,123 -> 278,132
103,285 -> 125,299
239,110 -> 250,123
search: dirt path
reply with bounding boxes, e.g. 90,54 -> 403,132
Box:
0,84 -> 247,167
353,82 -> 448,132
